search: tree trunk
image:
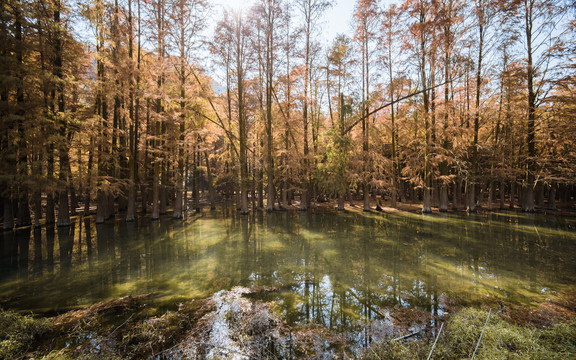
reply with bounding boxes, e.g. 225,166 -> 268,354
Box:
469,0 -> 485,215
300,189 -> 307,211
399,180 -> 406,203
126,0 -> 137,223
193,152 -> 200,212
467,181 -> 476,213
17,195 -> 31,227
265,21 -> 275,213
439,183 -> 448,212
107,193 -> 115,218
422,188 -> 432,214
174,184 -> 183,219
522,184 -> 535,213
140,184 -> 148,214
548,182 -> 557,210
453,178 -> 462,210
508,181 -> 516,210
159,182 -> 167,215
173,136 -> 185,218
337,193 -> 345,211
258,167 -> 264,210
126,182 -> 136,221
390,188 -> 397,208
487,180 -> 494,211
70,186 -> 79,216
476,179 -> 486,209
523,0 -> 537,213
46,193 -> 55,225
205,151 -> 215,210
535,182 -> 545,207
499,179 -> 506,210
96,190 -> 107,224
363,184 -> 370,212
57,151 -> 71,227
281,185 -> 288,210
33,190 -> 42,228
237,18 -> 249,215
432,182 -> 439,207
152,164 -> 160,220
3,197 -> 14,230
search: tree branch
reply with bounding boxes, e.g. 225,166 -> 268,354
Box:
343,78 -> 458,136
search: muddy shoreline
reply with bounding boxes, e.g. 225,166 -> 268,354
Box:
1,286 -> 575,359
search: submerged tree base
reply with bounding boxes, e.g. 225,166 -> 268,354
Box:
1,287 -> 575,359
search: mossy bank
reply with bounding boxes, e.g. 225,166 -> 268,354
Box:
1,288 -> 575,359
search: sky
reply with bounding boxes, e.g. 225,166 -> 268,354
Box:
214,0 -> 357,45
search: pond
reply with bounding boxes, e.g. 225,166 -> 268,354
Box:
1,208 -> 575,333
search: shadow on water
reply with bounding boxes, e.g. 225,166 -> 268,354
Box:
0,209 -> 575,336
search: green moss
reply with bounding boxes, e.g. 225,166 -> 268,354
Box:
120,310 -> 188,358
0,308 -> 52,359
40,350 -> 74,359
365,308 -> 576,360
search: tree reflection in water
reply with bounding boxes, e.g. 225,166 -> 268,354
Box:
0,209 -> 574,334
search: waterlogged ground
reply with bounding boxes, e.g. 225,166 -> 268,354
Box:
1,208 -> 576,331
1,208 -> 576,358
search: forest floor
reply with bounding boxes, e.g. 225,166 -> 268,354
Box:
1,286 -> 575,359
297,197 -> 576,217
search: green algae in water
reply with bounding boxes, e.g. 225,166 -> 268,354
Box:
0,210 -> 575,330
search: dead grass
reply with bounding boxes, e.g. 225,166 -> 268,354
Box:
364,307 -> 576,360
1,289 -> 575,359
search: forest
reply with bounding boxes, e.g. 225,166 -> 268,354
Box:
0,0 -> 575,229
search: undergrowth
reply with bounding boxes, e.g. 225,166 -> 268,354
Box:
1,299 -> 575,359
0,308 -> 52,359
365,308 -> 576,360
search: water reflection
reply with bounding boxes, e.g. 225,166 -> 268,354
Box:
0,210 -> 574,329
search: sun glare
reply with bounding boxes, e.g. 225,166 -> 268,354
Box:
218,0 -> 256,12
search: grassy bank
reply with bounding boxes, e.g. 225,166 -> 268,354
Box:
1,290 -> 575,359
365,308 -> 575,360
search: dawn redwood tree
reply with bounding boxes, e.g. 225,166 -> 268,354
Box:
379,4 -> 404,208
166,0 -> 209,218
353,0 -> 380,212
52,0 -> 72,227
0,0 -> 17,230
517,0 -> 561,212
0,0 -> 574,222
213,10 -> 252,214
325,35 -> 354,209
435,0 -> 464,212
295,0 -> 333,210
125,0 -> 138,222
467,0 -> 491,212
405,0 -> 435,213
253,0 -> 283,212
83,0 -> 114,224
13,0 -> 32,227
148,0 -> 168,220
277,1 -> 298,209
540,6 -> 576,209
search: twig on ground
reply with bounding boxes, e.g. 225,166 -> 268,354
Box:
150,340 -> 257,360
392,330 -> 421,342
426,322 -> 444,360
109,313 -> 134,337
368,344 -> 383,359
471,308 -> 491,360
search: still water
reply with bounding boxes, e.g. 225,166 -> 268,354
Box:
1,208 -> 575,329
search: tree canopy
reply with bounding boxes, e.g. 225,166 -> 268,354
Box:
1,0 -> 575,228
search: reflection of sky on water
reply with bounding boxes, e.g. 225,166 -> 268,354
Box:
0,210 -> 574,333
